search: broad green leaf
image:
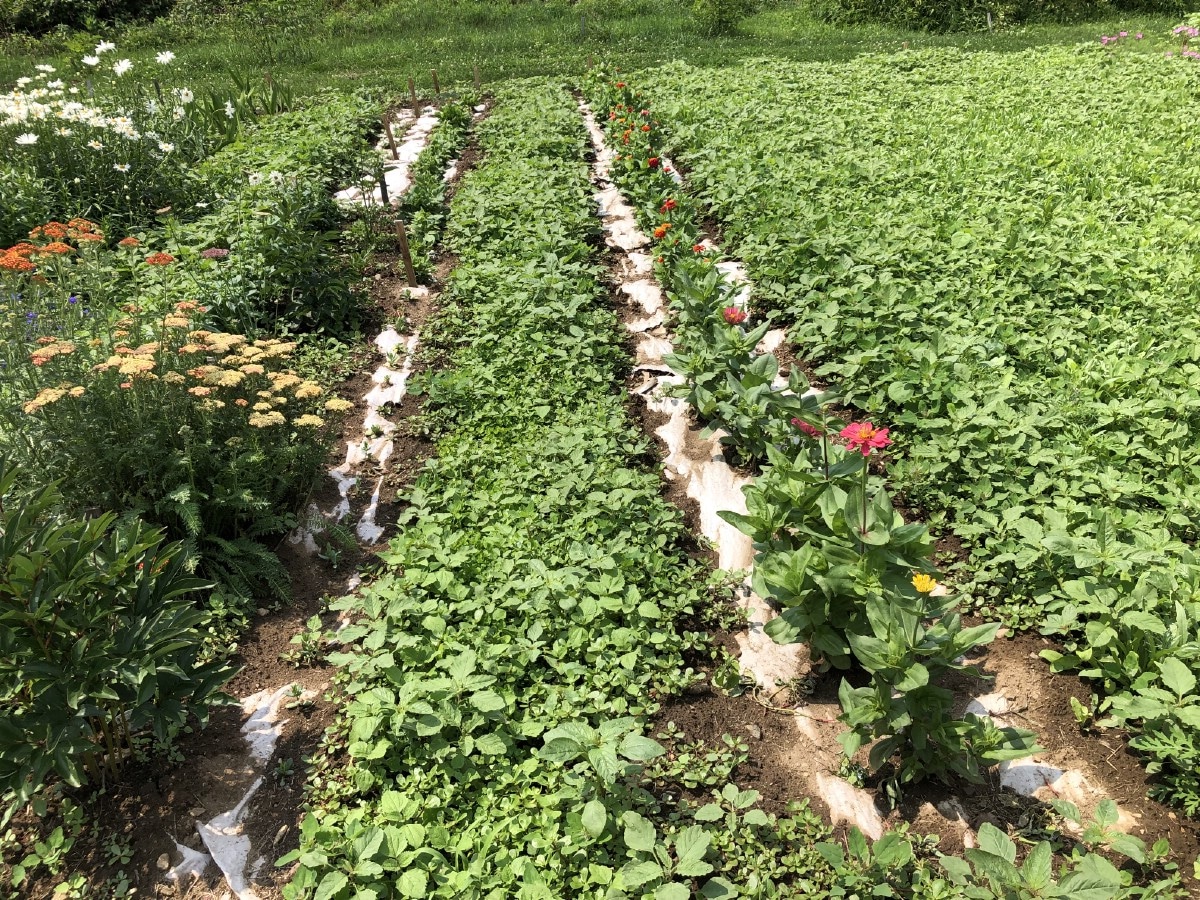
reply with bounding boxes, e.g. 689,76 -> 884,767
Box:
314,871 -> 348,900
619,859 -> 664,889
581,800 -> 607,838
1158,657 -> 1195,698
397,869 -> 427,898
622,811 -> 657,852
1021,841 -> 1052,891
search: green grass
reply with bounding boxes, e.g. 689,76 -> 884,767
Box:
0,0 -> 1182,98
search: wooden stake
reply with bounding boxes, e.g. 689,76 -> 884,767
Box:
408,77 -> 418,112
473,65 -> 481,92
394,220 -> 418,287
383,118 -> 399,160
378,167 -> 389,206
431,69 -> 440,95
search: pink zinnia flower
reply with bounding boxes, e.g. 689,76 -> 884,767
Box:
791,417 -> 822,438
839,421 -> 891,456
722,306 -> 747,325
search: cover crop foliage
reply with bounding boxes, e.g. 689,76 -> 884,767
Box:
610,38 -> 1200,812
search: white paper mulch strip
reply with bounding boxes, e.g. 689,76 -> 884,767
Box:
165,683 -> 317,898
334,107 -> 439,206
579,100 -> 882,839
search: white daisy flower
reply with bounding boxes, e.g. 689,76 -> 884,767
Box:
82,55 -> 100,66
16,77 -> 31,86
46,80 -> 63,89
35,65 -> 55,73
114,163 -> 130,173
175,87 -> 194,104
224,100 -> 236,118
15,133 -> 38,145
155,51 -> 176,64
158,141 -> 175,153
88,139 -> 104,149
113,59 -> 133,77
95,41 -> 116,53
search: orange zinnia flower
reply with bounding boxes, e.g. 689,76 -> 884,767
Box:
145,252 -> 175,266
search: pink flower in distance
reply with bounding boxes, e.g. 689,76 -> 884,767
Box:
791,417 -> 823,438
722,306 -> 748,325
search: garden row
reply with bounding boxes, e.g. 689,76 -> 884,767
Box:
0,42 -> 388,841
270,80 -> 1172,900
603,38 -> 1200,818
582,75 -> 1192,897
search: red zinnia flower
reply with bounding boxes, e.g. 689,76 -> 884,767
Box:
692,243 -> 705,254
660,198 -> 676,213
790,418 -> 823,438
722,306 -> 747,325
648,157 -> 659,169
641,124 -> 650,132
839,422 -> 891,456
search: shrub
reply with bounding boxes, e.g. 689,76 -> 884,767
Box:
0,166 -> 51,248
812,0 -> 1186,30
692,0 -> 757,34
0,0 -> 173,36
0,458 -> 235,807
177,180 -> 360,335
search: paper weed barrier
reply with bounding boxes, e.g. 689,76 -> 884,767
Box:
580,98 -> 885,840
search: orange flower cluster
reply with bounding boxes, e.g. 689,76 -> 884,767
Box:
144,252 -> 175,266
30,219 -> 102,242
4,219 -> 108,273
37,242 -> 75,256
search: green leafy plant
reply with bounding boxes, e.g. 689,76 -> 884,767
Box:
0,458 -> 236,808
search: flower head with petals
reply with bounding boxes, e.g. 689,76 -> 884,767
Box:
839,421 -> 891,456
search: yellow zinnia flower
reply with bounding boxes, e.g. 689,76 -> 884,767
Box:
912,573 -> 938,594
